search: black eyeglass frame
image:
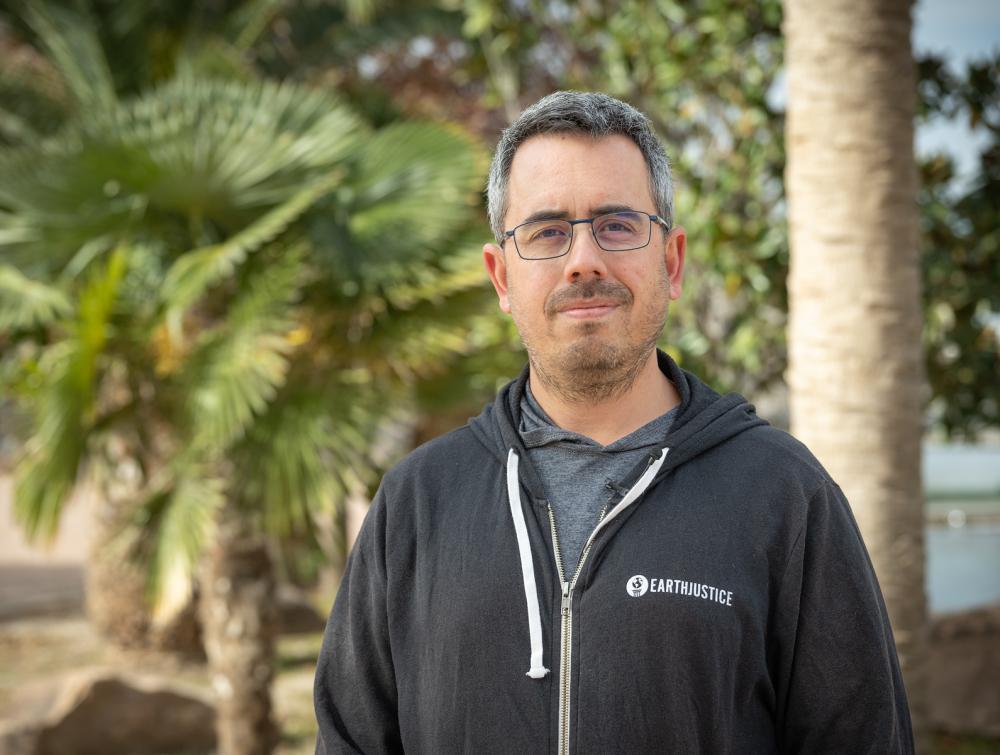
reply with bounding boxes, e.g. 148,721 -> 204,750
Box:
501,211 -> 671,261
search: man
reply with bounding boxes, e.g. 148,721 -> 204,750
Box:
314,91 -> 913,754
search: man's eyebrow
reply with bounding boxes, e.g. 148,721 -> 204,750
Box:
591,203 -> 641,215
520,209 -> 570,224
518,204 -> 641,225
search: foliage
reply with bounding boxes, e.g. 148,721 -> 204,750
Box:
273,0 -> 997,436
265,0 -> 789,400
3,4 -> 998,618
0,2 -> 487,615
918,52 -> 1000,438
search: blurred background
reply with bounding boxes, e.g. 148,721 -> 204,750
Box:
0,0 -> 996,753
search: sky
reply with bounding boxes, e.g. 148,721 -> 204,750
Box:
913,0 -> 1000,179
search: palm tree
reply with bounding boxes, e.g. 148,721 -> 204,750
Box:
0,15 -> 487,755
783,0 -> 928,747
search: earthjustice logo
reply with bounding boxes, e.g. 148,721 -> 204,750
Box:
627,575 -> 649,597
626,574 -> 734,606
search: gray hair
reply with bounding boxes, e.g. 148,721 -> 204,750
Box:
486,91 -> 674,243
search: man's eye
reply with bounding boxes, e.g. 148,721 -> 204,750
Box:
597,219 -> 637,234
530,225 -> 568,241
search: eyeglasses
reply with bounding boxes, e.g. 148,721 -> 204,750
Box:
501,210 -> 670,260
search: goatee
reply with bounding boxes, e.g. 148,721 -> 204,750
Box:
527,279 -> 666,404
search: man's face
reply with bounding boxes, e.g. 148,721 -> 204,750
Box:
483,133 -> 685,397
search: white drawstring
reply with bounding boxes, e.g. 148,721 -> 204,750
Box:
504,446 -> 670,681
506,450 -> 550,679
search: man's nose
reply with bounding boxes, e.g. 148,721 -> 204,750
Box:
562,225 -> 608,281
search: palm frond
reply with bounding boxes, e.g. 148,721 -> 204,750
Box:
226,0 -> 289,52
233,387 -> 378,539
180,244 -> 305,452
12,371 -> 87,541
23,2 -> 115,112
347,121 -> 486,262
0,76 -> 366,270
0,264 -> 72,331
91,76 -> 366,207
12,248 -> 126,541
159,177 -> 336,332
138,465 -> 226,622
172,39 -> 256,84
191,331 -> 293,452
377,231 -> 490,310
331,227 -> 496,378
0,106 -> 40,146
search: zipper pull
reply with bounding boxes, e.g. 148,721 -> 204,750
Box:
561,582 -> 571,614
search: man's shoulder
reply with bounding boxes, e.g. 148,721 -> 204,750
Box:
688,423 -> 850,537
715,422 -> 838,494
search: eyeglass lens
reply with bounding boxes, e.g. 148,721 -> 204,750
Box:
514,211 -> 651,259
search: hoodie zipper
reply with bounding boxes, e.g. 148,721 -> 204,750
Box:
551,507 -> 620,755
547,453 -> 665,755
550,515 -> 603,755
547,507 -> 571,755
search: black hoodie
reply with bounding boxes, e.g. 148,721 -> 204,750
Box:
314,353 -> 913,754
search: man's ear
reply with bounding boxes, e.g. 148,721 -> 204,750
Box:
483,242 -> 512,314
664,226 -> 686,301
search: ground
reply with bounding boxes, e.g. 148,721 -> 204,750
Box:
2,613 -> 999,754
0,615 -> 323,754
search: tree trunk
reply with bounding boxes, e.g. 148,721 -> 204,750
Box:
87,449 -> 202,658
784,0 -> 928,749
200,498 -> 279,755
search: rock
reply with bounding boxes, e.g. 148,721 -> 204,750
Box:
928,604 -> 1000,737
0,668 -> 215,755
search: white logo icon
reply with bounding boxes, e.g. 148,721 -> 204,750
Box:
626,575 -> 648,597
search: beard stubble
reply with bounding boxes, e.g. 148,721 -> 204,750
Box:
516,268 -> 671,404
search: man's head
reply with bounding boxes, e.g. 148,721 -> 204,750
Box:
483,91 -> 686,403
487,91 -> 675,243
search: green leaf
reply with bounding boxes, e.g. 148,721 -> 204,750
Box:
181,245 -> 305,452
23,2 -> 116,112
12,380 -> 86,542
225,0 -> 289,52
349,121 -> 485,258
235,388 -> 377,538
140,467 -> 226,621
0,265 -> 73,331
11,248 -> 127,541
159,176 -> 339,333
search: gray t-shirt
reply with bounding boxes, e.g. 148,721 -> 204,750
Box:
519,382 -> 677,579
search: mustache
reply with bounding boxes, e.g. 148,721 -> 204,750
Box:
544,279 -> 632,318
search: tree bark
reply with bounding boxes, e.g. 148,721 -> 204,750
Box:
200,499 -> 279,755
86,449 -> 202,658
784,0 -> 928,749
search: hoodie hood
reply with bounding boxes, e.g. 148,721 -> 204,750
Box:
468,349 -> 768,486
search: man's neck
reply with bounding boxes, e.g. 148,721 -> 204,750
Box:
528,352 -> 680,446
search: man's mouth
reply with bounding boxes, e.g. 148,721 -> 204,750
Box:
557,300 -> 620,319
545,281 -> 632,320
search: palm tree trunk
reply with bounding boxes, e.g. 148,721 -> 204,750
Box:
784,0 -> 928,749
200,498 -> 279,755
87,451 -> 202,657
